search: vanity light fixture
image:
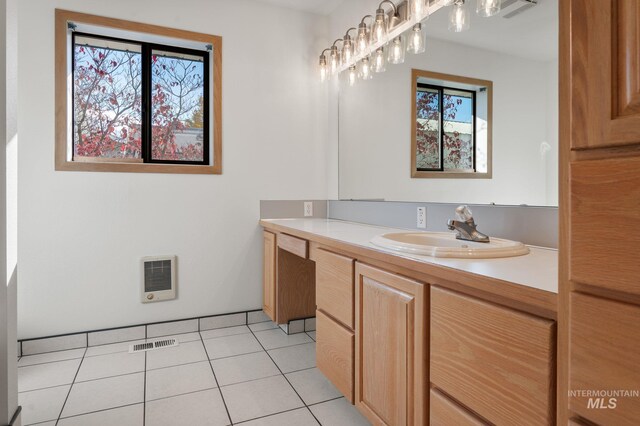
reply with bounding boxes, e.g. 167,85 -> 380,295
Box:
318,49 -> 329,82
348,64 -> 358,86
449,0 -> 470,32
407,23 -> 426,54
355,16 -> 372,56
388,35 -> 406,64
476,0 -> 501,17
329,39 -> 342,76
441,0 -> 456,6
359,56 -> 373,80
372,46 -> 387,73
342,28 -> 356,66
410,0 -> 429,22
372,0 -> 399,45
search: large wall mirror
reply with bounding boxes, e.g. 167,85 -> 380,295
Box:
338,0 -> 558,206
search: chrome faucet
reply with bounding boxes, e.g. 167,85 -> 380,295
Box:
447,205 -> 490,243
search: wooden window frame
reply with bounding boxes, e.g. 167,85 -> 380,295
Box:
55,9 -> 222,174
411,69 -> 493,179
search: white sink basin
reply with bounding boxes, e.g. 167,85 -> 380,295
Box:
370,232 -> 530,259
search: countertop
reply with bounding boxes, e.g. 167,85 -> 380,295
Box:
261,218 -> 558,294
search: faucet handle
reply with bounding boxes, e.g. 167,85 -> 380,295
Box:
455,205 -> 474,222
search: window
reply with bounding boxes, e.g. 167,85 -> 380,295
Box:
411,70 -> 492,179
56,10 -> 222,174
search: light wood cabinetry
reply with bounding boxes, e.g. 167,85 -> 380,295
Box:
315,248 -> 355,329
431,287 -> 555,425
316,310 -> 354,402
430,388 -> 487,426
355,263 -> 426,426
262,231 -> 276,321
560,1 -> 640,424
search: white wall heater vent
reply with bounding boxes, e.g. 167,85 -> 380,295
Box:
141,256 -> 176,303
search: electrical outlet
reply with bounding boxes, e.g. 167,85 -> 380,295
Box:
417,207 -> 427,229
304,201 -> 313,217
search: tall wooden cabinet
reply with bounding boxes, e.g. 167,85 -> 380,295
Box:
560,0 -> 640,424
354,263 -> 426,426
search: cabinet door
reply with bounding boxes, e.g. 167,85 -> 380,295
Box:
262,231 -> 276,321
354,263 -> 425,426
430,388 -> 487,426
316,310 -> 354,402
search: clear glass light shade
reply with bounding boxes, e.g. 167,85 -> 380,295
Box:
448,2 -> 470,32
355,25 -> 370,56
372,47 -> 386,73
342,38 -> 355,66
476,0 -> 501,17
387,36 -> 405,64
359,57 -> 373,80
371,11 -> 388,44
319,56 -> 328,82
410,0 -> 429,22
442,0 -> 456,6
329,47 -> 341,75
407,24 -> 426,54
348,65 -> 358,87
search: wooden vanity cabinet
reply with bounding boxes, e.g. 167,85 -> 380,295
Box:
431,286 -> 556,425
430,389 -> 487,426
262,231 -> 276,321
354,262 -> 426,426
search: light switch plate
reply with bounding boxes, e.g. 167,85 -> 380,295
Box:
304,201 -> 313,217
417,207 -> 427,228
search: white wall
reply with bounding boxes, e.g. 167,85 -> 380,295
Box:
338,38 -> 556,206
1,0 -> 19,422
18,0 -> 329,338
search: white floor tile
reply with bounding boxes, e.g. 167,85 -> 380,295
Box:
22,334 -> 86,356
212,351 -> 279,386
240,408 -> 318,426
268,343 -> 316,373
200,313 -> 246,331
61,372 -> 144,418
57,403 -> 143,426
200,325 -> 250,340
88,326 -> 146,347
307,331 -> 317,341
18,384 -> 70,425
203,333 -> 262,360
285,368 -> 341,405
18,348 -> 85,367
146,340 -> 207,370
85,340 -> 146,357
146,361 -> 217,401
221,375 -> 303,424
309,398 -> 371,426
247,310 -> 271,324
147,319 -> 198,338
254,328 -> 312,350
147,332 -> 201,343
18,358 -> 81,392
248,321 -> 279,332
145,389 -> 230,426
75,351 -> 144,382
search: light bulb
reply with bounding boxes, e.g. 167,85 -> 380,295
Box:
355,23 -> 370,55
387,36 -> 405,65
476,0 -> 501,17
407,23 -> 426,54
448,1 -> 470,32
329,46 -> 340,75
342,37 -> 354,66
319,55 -> 328,82
359,56 -> 373,80
372,47 -> 386,73
371,9 -> 388,44
410,0 -> 429,22
348,65 -> 357,87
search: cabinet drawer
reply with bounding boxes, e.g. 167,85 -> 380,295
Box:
430,388 -> 487,426
315,249 -> 355,329
570,293 -> 640,425
316,310 -> 354,402
431,286 -> 555,425
277,233 -> 308,258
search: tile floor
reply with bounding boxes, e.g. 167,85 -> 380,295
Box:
17,321 -> 371,426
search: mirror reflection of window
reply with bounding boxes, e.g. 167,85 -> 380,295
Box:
412,70 -> 492,179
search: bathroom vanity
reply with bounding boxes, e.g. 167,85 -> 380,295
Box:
260,218 -> 558,426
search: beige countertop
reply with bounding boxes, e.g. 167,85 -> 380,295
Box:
261,218 -> 558,295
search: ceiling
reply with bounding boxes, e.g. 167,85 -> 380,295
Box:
252,0 -> 346,15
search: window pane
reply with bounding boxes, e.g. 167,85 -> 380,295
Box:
443,89 -> 474,171
415,87 -> 441,170
151,50 -> 205,162
73,36 -> 142,159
